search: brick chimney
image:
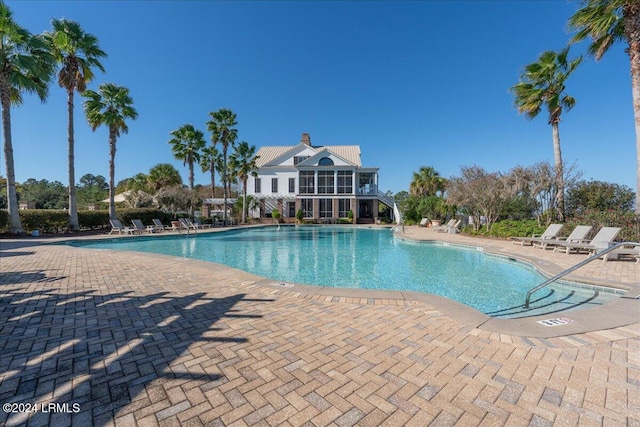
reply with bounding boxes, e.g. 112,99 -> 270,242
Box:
300,133 -> 311,146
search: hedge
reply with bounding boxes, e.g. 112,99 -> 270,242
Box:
0,210 -> 8,232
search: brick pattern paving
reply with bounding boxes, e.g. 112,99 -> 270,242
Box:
0,242 -> 638,426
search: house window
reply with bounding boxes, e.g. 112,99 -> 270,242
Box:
272,178 -> 278,193
301,199 -> 313,218
318,157 -> 334,166
317,171 -> 334,194
337,171 -> 352,194
288,178 -> 295,193
319,199 -> 333,218
299,171 -> 314,194
293,156 -> 310,165
254,178 -> 261,193
338,199 -> 350,218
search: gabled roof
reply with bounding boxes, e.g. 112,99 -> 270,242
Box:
295,148 -> 356,167
255,144 -> 361,167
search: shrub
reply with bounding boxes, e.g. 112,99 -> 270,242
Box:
565,210 -> 640,242
460,219 -> 546,239
78,210 -> 110,229
296,209 -> 303,222
116,208 -> 170,226
0,210 -> 7,232
19,210 -> 68,233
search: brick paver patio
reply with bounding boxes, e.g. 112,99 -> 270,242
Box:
0,227 -> 638,426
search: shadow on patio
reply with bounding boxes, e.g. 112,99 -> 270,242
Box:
0,286 -> 273,426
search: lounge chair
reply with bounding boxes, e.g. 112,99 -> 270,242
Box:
152,219 -> 166,232
601,246 -> 639,262
132,219 -> 158,234
432,219 -> 455,232
418,218 -> 429,227
109,219 -> 137,235
510,224 -> 563,246
193,217 -> 211,229
533,225 -> 593,250
552,227 -> 622,255
437,219 -> 461,233
179,218 -> 198,231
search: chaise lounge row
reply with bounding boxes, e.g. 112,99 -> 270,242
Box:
108,217 -> 225,235
510,224 -> 637,262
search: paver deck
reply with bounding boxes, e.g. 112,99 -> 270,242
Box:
0,226 -> 638,426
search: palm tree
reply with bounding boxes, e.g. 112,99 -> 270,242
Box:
510,47 -> 582,219
200,145 -> 220,198
569,0 -> 640,212
169,124 -> 205,190
82,83 -> 138,220
148,163 -> 183,192
45,19 -> 106,231
409,166 -> 446,198
207,109 -> 238,220
0,2 -> 54,233
229,141 -> 259,224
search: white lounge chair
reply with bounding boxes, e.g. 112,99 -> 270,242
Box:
132,219 -> 158,234
109,219 -> 137,235
533,225 -> 593,250
601,246 -> 639,262
418,218 -> 429,227
432,219 -> 455,232
510,224 -> 563,246
193,217 -> 211,229
552,227 -> 622,255
437,219 -> 461,233
179,218 -> 198,231
152,219 -> 166,232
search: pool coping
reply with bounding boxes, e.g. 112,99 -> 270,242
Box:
2,225 -> 638,339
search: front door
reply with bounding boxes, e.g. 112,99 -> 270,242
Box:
359,200 -> 373,218
288,202 -> 296,217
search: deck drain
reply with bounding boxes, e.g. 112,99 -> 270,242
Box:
537,317 -> 575,327
271,282 -> 295,288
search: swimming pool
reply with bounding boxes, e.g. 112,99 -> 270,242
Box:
64,226 -> 621,318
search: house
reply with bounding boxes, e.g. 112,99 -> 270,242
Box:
247,133 -> 396,223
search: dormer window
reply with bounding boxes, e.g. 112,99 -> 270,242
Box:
318,157 -> 334,166
293,156 -> 310,165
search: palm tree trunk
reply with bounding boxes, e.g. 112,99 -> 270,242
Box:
1,88 -> 23,234
222,146 -> 228,220
242,180 -> 247,224
625,3 -> 640,213
67,89 -> 79,230
108,130 -> 117,220
188,161 -> 194,190
210,167 -> 215,198
551,122 -> 564,220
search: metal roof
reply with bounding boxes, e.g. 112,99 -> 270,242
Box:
255,145 -> 362,167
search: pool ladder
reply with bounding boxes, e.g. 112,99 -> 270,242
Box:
524,242 -> 639,308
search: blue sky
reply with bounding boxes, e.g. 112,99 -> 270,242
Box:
3,1 -> 634,194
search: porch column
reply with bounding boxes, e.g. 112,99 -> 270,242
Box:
313,199 -> 320,219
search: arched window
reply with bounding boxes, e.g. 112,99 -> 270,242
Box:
318,157 -> 334,166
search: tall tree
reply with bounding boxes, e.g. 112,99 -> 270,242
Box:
510,47 -> 582,220
207,109 -> 238,220
229,141 -> 259,224
569,0 -> 640,212
82,83 -> 138,220
148,163 -> 182,192
168,124 -> 205,190
409,166 -> 446,198
45,19 -> 106,231
0,2 -> 54,233
200,145 -> 220,198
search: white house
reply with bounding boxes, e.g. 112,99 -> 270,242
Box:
247,133 -> 395,223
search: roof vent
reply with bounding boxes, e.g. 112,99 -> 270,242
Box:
300,133 -> 311,146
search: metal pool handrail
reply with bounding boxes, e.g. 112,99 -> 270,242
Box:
524,242 -> 639,308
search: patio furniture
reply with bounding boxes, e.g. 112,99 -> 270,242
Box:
552,227 -> 622,255
533,225 -> 592,250
601,246 -> 640,262
152,219 -> 167,232
193,217 -> 211,229
179,218 -> 199,231
418,218 -> 429,227
436,219 -> 461,233
510,224 -> 563,246
109,219 -> 137,235
132,219 -> 158,233
432,219 -> 455,232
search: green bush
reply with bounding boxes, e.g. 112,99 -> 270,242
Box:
19,209 -> 68,233
0,209 -> 7,232
116,208 -> 170,226
461,219 -> 546,239
565,210 -> 640,242
78,210 -> 110,229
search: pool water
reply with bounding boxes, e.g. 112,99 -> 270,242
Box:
64,226 -> 621,318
